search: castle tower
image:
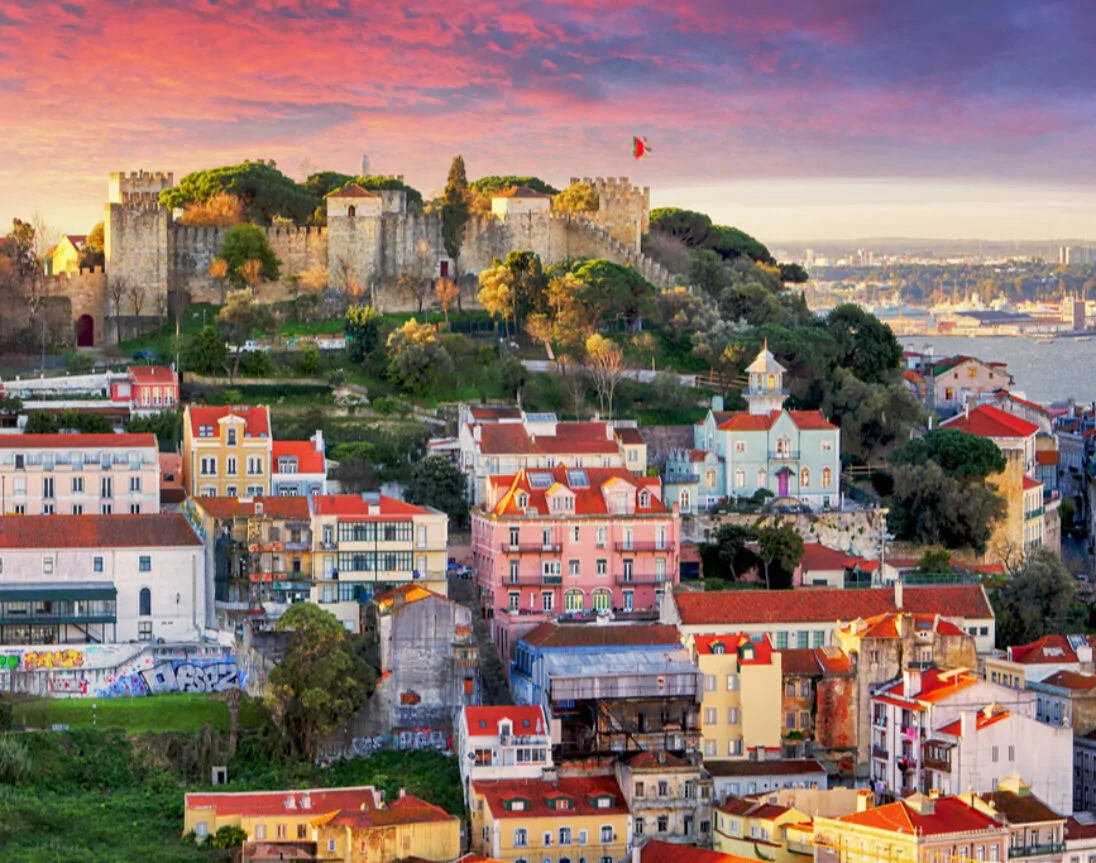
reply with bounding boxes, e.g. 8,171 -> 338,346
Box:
104,171 -> 173,299
326,184 -> 383,290
491,187 -> 551,263
745,342 -> 788,415
570,176 -> 650,253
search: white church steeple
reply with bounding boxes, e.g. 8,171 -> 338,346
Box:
745,340 -> 788,415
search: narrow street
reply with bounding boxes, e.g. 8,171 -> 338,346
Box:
449,578 -> 513,706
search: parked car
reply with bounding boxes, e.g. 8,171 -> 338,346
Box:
132,349 -> 155,361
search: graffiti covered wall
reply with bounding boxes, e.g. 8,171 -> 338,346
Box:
0,643 -> 245,698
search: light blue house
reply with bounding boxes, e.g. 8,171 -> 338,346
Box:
665,345 -> 842,512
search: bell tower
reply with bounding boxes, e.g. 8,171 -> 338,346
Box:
745,341 -> 788,415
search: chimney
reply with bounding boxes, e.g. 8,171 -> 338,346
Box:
960,708 -> 976,740
313,429 -> 325,453
632,843 -> 642,863
894,580 -> 904,611
398,787 -> 406,798
904,668 -> 922,697
1078,643 -> 1093,670
474,425 -> 482,442
856,789 -> 873,813
712,395 -> 724,413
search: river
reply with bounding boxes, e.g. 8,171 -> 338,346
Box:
899,335 -> 1096,406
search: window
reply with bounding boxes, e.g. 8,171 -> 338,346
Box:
728,707 -> 740,724
542,592 -> 554,612
735,467 -> 745,488
565,590 -> 584,612
992,746 -> 999,763
42,477 -> 54,499
704,674 -> 716,692
200,456 -> 216,476
596,527 -> 607,548
704,707 -> 718,725
596,559 -> 607,575
195,822 -> 208,839
43,556 -> 54,575
247,456 -> 263,475
139,588 -> 151,616
569,559 -> 580,576
800,680 -> 810,697
600,826 -> 613,843
227,427 -> 237,446
559,827 -> 572,845
593,590 -> 611,612
71,477 -> 83,493
728,738 -> 743,756
93,556 -> 103,573
706,468 -> 717,489
297,824 -> 307,840
577,830 -> 587,846
100,503 -> 111,514
776,631 -> 788,649
1008,745 -> 1015,762
515,828 -> 529,847
255,824 -> 267,840
327,839 -> 336,853
129,503 -> 141,514
570,526 -> 580,542
276,824 -> 287,840
657,815 -> 668,833
823,467 -> 832,487
704,740 -> 716,756
226,456 -> 237,476
71,504 -> 83,515
623,590 -> 634,611
786,712 -> 796,729
800,467 -> 810,487
800,711 -> 811,729
139,556 -> 151,572
813,630 -> 826,647
735,441 -> 746,454
42,504 -> 54,515
634,818 -> 644,836
727,674 -> 739,691
509,593 -> 520,612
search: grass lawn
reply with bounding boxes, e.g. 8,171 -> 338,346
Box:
11,693 -> 265,735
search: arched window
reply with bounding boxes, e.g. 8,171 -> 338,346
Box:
757,467 -> 767,488
139,588 -> 151,617
706,469 -> 717,489
735,467 -> 746,489
776,435 -> 791,457
767,373 -> 775,391
800,467 -> 810,487
517,492 -> 528,509
680,489 -> 691,512
592,589 -> 611,612
823,467 -> 832,488
347,205 -> 356,218
711,642 -> 725,655
639,490 -> 650,508
565,590 -> 584,613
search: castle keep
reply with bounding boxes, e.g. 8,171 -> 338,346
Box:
56,171 -> 673,346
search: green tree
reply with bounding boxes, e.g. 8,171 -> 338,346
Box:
125,410 -> 182,451
824,304 -> 903,384
386,320 -> 452,394
888,461 -> 1006,553
992,547 -> 1080,647
23,411 -> 60,434
916,549 -> 952,575
890,428 -> 1007,481
478,263 -> 516,338
299,342 -> 321,374
406,457 -> 469,525
753,518 -> 804,589
440,156 -> 470,274
566,259 -> 659,330
217,289 -> 276,380
345,304 -> 382,364
160,161 -> 316,224
219,224 -> 280,288
210,825 -> 248,850
779,263 -> 809,284
183,325 -> 229,376
702,523 -> 758,582
469,176 -> 559,196
817,368 -> 923,462
66,353 -> 95,374
553,181 -> 599,212
269,603 -> 375,760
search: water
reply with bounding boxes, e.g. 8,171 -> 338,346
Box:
900,336 -> 1096,406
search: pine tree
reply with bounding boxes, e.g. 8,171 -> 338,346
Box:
441,155 -> 470,269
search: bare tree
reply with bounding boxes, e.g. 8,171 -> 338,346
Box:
107,275 -> 129,342
585,334 -> 625,420
412,237 -> 434,314
10,214 -> 57,327
126,281 -> 146,327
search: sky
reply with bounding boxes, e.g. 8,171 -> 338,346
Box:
2,0 -> 1096,244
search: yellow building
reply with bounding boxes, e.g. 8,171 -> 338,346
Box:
182,405 -> 273,498
183,786 -> 381,844
691,634 -> 783,761
311,791 -> 461,863
47,234 -> 86,274
310,493 -> 450,632
714,797 -> 810,862
470,776 -> 632,863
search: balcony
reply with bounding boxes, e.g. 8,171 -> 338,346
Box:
873,716 -> 888,728
502,574 -> 564,587
614,573 -> 667,586
1025,507 -> 1046,521
500,542 -> 562,554
768,449 -> 800,461
663,473 -> 699,484
614,541 -> 675,552
1010,844 -> 1065,859
872,745 -> 890,760
923,757 -> 951,773
284,539 -> 310,551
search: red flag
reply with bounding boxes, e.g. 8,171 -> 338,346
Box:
633,136 -> 651,159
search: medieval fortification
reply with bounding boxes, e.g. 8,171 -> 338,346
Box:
49,170 -> 678,347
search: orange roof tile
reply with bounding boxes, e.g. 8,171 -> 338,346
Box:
520,622 -> 682,649
835,796 -> 1003,836
692,633 -> 774,664
640,838 -> 755,863
321,793 -> 455,828
877,668 -> 980,706
494,185 -> 551,198
1022,475 -> 1043,491
716,410 -> 836,432
311,494 -> 429,518
673,584 -> 992,627
1008,634 -> 1096,664
465,706 -> 547,737
0,514 -> 200,548
800,543 -> 879,574
486,467 -> 668,517
472,776 -> 627,819
328,183 -> 380,198
937,708 -> 1011,737
273,440 -> 325,474
1040,670 -> 1096,691
476,421 -> 620,456
941,404 -> 1039,439
1036,450 -> 1060,465
127,365 -> 178,384
469,406 -> 523,420
0,432 -> 156,449
186,787 -> 379,818
625,750 -> 690,770
194,496 -> 311,519
840,612 -> 967,640
186,405 -> 270,438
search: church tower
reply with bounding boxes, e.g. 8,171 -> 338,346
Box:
745,341 -> 788,415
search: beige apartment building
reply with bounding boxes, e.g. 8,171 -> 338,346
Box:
0,433 -> 160,516
182,406 -> 273,498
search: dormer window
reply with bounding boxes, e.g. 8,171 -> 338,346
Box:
711,642 -> 725,655
639,490 -> 650,508
499,720 -> 512,737
227,428 -> 237,446
517,493 -> 528,509
741,644 -> 754,661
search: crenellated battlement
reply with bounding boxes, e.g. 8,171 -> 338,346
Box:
570,176 -> 650,203
262,224 -> 328,239
109,170 -> 174,205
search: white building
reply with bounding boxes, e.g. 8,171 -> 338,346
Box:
0,433 -> 161,516
0,514 -> 204,645
271,433 -> 328,496
456,704 -> 553,808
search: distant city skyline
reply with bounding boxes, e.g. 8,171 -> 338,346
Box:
2,0 -> 1095,242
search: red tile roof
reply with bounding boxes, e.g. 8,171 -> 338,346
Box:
494,185 -> 551,198
1039,670 -> 1096,691
185,786 -> 380,817
469,406 -> 523,421
775,646 -> 853,677
194,496 -> 312,519
717,410 -> 836,432
876,668 -> 980,706
486,467 -> 669,517
692,633 -> 774,665
311,494 -> 429,518
975,790 -> 1062,825
672,584 -> 992,627
0,432 -> 156,449
800,543 -> 879,574
937,708 -> 1011,737
127,365 -> 178,384
319,794 -> 456,829
476,421 -> 620,456
640,839 -> 754,863
472,776 -> 627,819
186,405 -> 270,438
1022,475 -> 1043,491
1008,634 -> 1096,665
520,622 -> 683,649
835,796 -> 1003,836
1065,816 -> 1096,841
625,750 -> 691,770
704,759 -> 826,778
996,392 -> 1050,416
273,440 -> 325,474
328,183 -> 380,198
465,706 -> 547,737
941,404 -> 1039,440
839,612 -> 967,640
616,427 -> 646,445
0,514 -> 200,548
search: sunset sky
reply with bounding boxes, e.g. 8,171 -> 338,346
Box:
2,0 -> 1095,243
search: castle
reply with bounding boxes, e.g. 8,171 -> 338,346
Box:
48,171 -> 678,347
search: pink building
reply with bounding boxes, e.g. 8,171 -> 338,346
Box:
471,466 -> 680,662
120,366 -> 179,416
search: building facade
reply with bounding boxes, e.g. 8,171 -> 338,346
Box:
457,705 -> 553,808
0,432 -> 160,516
616,750 -> 714,847
271,434 -> 328,496
182,405 -> 273,498
472,467 -> 679,663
